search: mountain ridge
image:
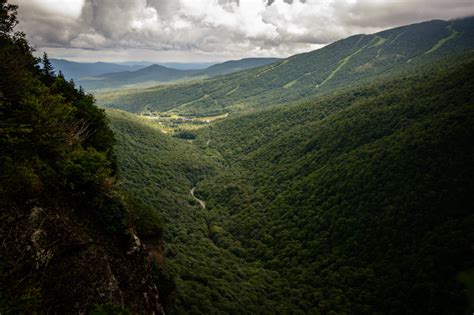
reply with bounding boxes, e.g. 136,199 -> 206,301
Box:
97,17 -> 474,115
77,57 -> 281,90
50,58 -> 145,80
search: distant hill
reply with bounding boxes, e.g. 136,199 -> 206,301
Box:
50,59 -> 221,82
83,64 -> 197,89
77,58 -> 281,90
97,17 -> 474,115
50,59 -> 145,80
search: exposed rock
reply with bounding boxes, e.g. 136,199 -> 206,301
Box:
0,203 -> 163,314
127,229 -> 142,255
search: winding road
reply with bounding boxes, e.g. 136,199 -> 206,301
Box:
190,187 -> 206,209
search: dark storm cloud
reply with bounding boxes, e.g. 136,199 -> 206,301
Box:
11,0 -> 474,61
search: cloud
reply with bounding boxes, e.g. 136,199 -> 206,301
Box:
23,0 -> 85,18
11,0 -> 474,62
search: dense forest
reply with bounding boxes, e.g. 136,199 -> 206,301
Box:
108,54 -> 474,314
196,56 -> 474,314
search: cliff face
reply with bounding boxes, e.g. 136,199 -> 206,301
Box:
0,201 -> 163,314
0,2 -> 170,313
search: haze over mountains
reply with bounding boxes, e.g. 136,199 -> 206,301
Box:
51,58 -> 281,91
51,59 -> 220,80
50,59 -> 217,80
50,59 -> 145,80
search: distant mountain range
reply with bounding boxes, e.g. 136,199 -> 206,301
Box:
50,59 -> 146,80
155,62 -> 217,70
50,59 -> 221,80
98,17 -> 474,115
50,58 -> 281,90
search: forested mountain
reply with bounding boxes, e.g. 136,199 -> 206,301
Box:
0,2 -> 166,313
49,59 -> 145,80
108,51 -> 474,313
78,58 -> 280,90
193,55 -> 474,313
99,17 -> 474,116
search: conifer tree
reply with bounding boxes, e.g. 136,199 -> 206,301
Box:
0,0 -> 17,35
42,52 -> 55,77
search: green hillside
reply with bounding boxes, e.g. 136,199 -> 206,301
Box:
109,52 -> 474,313
98,17 -> 474,116
196,54 -> 474,313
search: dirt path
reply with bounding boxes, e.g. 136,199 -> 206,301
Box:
190,187 -> 206,209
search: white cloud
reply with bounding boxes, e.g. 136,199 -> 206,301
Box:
11,0 -> 474,62
16,0 -> 85,18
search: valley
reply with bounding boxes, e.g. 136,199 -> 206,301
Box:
3,1 -> 474,313
101,23 -> 474,311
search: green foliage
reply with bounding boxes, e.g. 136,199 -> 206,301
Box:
42,52 -> 54,77
90,191 -> 129,234
173,130 -> 196,140
126,195 -> 164,239
194,55 -> 474,314
4,1 -> 472,312
109,111 -> 295,314
62,148 -> 111,193
0,0 -> 17,34
0,2 -> 123,234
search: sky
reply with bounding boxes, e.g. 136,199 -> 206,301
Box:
11,0 -> 474,63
